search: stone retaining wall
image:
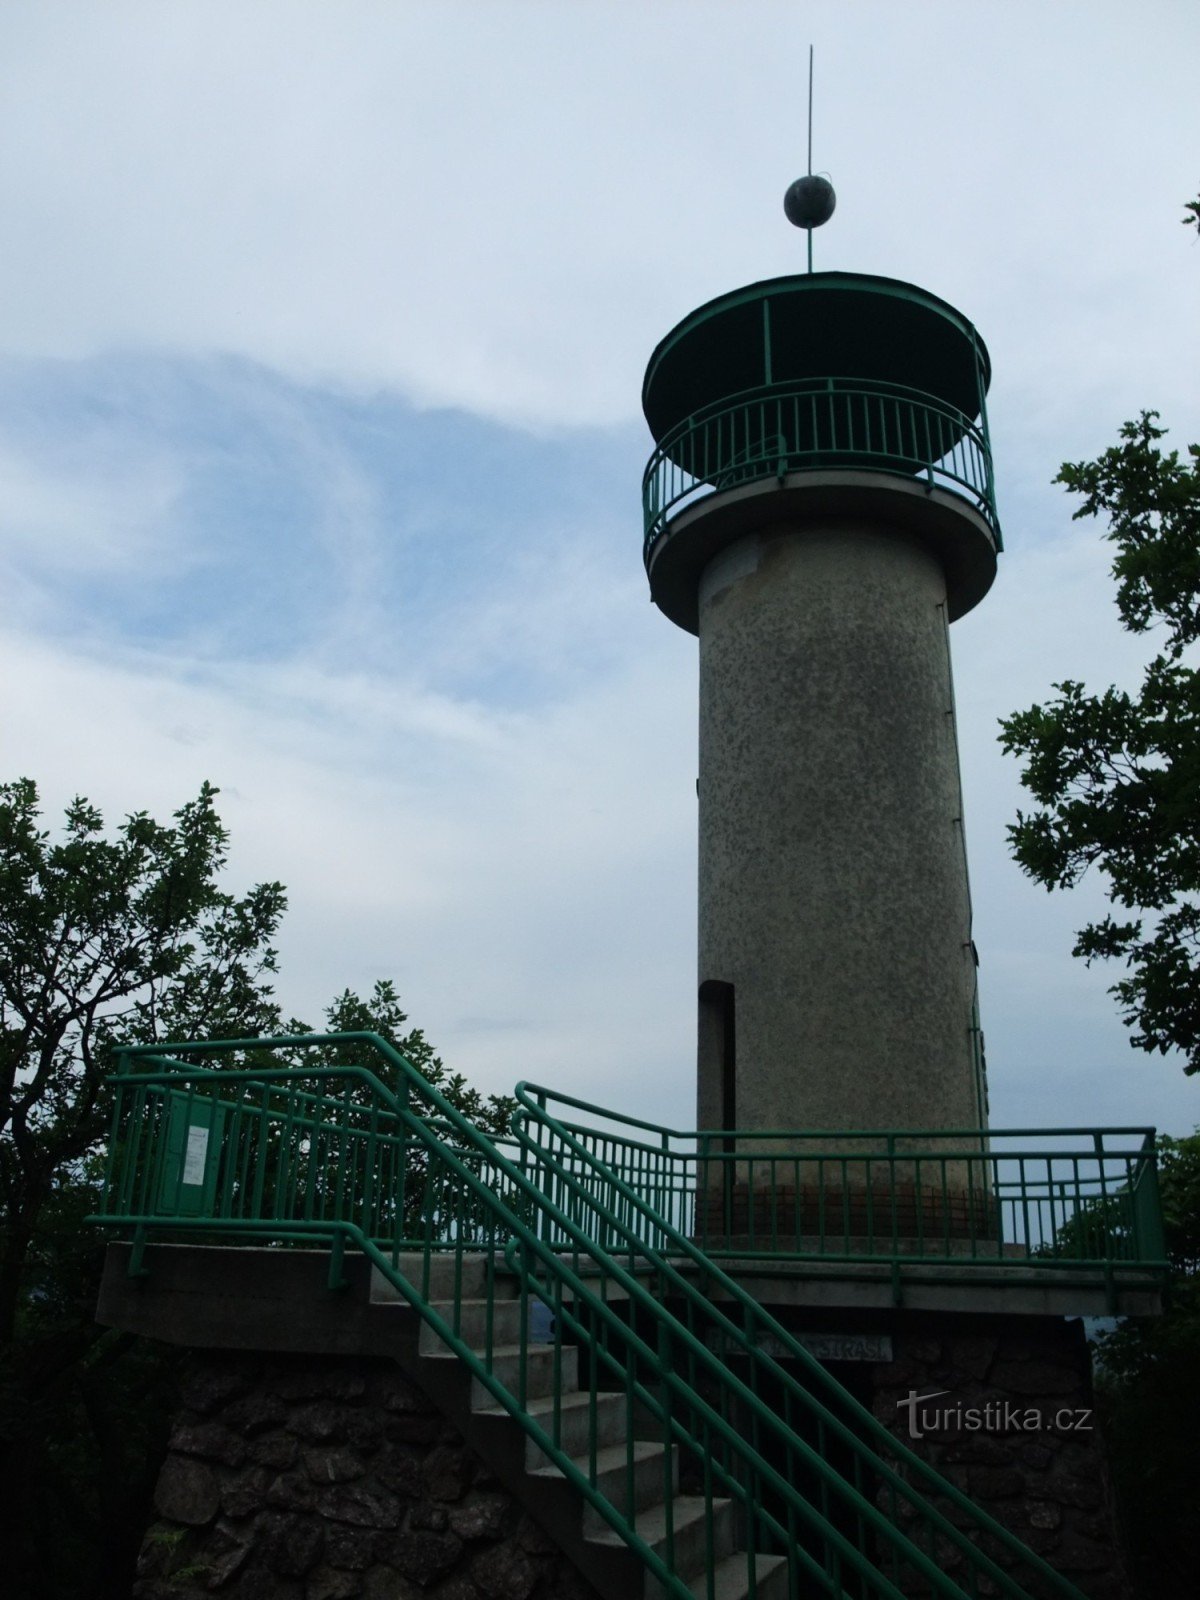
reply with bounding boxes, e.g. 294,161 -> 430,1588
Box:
134,1351 -> 599,1600
868,1315 -> 1130,1600
134,1318 -> 1130,1600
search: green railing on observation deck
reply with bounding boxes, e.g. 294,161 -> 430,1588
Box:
516,1086 -> 1168,1291
91,1033 -> 1135,1599
641,378 -> 1001,563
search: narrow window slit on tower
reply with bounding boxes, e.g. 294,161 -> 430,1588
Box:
699,978 -> 736,1133
699,979 -> 737,1240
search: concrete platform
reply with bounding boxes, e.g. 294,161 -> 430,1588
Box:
97,1239 -> 1162,1356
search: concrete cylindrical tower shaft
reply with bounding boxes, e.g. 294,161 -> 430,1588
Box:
697,520 -> 977,1135
642,272 -> 999,1142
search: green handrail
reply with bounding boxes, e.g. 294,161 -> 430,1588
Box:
99,1039 -> 911,1595
513,1085 -> 1089,1600
514,1085 -> 1167,1278
642,376 -> 1002,559
93,1033 -> 1090,1599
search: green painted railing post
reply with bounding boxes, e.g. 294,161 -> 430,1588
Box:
396,1071 -> 409,1241
656,1313 -> 677,1576
1134,1134 -> 1167,1264
101,1048 -> 129,1219
127,1223 -> 150,1279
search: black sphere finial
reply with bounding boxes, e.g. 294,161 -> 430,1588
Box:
784,174 -> 836,230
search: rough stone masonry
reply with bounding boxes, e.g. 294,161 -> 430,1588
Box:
134,1350 -> 601,1600
869,1314 -> 1130,1600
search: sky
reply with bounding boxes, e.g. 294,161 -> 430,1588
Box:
1,0 -> 1199,1141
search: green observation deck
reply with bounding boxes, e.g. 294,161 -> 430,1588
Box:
642,271 -> 1001,631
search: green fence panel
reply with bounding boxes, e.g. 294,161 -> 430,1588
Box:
158,1089 -> 225,1218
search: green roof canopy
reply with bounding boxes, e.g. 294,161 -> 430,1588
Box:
642,271 -> 991,443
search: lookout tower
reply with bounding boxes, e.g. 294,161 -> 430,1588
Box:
642,263 -> 1000,1139
86,122 -> 1156,1600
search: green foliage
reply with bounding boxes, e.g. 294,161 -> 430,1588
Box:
1091,1132 -> 1200,1596
294,978 -> 514,1138
279,980 -> 518,1245
1056,412 -> 1200,654
999,414 -> 1200,1072
0,777 -> 501,1597
0,777 -> 287,1336
0,778 -> 288,1598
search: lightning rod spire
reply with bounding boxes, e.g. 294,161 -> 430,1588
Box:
783,45 -> 836,272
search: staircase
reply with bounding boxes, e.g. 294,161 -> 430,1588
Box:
94,1031 -> 1093,1600
373,1255 -> 787,1600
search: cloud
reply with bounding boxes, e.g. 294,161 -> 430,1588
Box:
2,1 -> 1199,1145
0,426 -> 185,599
0,603 -> 697,1112
4,358 -> 1193,1141
0,3 -> 1195,430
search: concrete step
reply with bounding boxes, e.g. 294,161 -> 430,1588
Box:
451,1341 -> 579,1408
477,1387 -> 633,1469
677,1552 -> 790,1600
388,1266 -> 787,1600
588,1494 -> 737,1583
371,1252 -> 511,1303
419,1296 -> 527,1352
528,1439 -> 677,1532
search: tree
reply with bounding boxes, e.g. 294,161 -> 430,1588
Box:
292,981 -> 517,1244
0,777 -> 287,1346
312,980 -> 514,1138
998,412 -> 1200,1073
0,777 -> 288,1600
0,778 -> 506,1599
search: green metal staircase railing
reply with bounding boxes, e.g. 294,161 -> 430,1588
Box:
92,1032 -> 1095,1600
510,1085 -> 1106,1600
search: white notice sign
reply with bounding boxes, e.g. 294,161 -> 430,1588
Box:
182,1124 -> 209,1186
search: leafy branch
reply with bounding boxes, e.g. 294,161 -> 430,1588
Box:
999,416 -> 1200,1072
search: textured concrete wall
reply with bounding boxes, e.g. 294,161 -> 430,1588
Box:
696,519 -> 981,1138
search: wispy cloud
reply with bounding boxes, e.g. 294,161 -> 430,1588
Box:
0,420 -> 186,605
0,3 -> 1195,429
